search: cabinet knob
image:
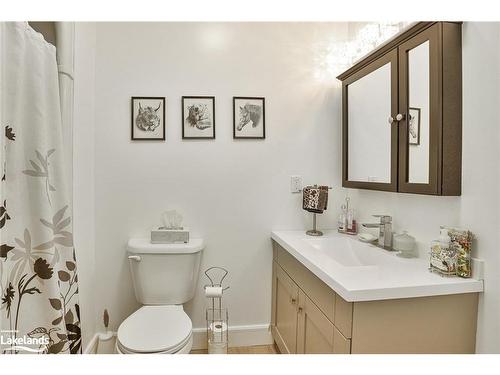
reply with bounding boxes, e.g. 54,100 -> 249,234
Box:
388,116 -> 394,124
396,113 -> 405,121
291,298 -> 297,304
298,307 -> 303,313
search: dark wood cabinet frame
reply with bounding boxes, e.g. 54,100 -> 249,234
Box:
338,22 -> 462,196
398,24 -> 441,195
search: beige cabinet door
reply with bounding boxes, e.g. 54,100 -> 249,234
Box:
296,290 -> 335,354
272,263 -> 299,354
333,326 -> 351,354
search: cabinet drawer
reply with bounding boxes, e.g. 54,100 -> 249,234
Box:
274,243 -> 335,322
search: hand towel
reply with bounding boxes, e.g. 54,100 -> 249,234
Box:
303,185 -> 329,213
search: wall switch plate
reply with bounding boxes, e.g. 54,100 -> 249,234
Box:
290,175 -> 302,193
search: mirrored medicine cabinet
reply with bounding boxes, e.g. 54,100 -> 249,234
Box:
337,22 -> 462,195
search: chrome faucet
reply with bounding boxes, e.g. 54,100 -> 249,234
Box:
362,215 -> 393,250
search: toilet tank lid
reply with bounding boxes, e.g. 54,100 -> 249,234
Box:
127,238 -> 204,254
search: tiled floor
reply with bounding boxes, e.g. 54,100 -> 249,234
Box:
191,344 -> 278,354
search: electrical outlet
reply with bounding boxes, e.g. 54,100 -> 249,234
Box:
290,175 -> 302,193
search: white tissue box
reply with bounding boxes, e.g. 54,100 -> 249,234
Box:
151,227 -> 189,244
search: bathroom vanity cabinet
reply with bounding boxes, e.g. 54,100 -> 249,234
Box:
337,22 -> 462,195
271,241 -> 479,354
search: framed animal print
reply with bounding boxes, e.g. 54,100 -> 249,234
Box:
131,97 -> 165,141
409,107 -> 421,145
233,97 -> 265,139
182,96 -> 215,139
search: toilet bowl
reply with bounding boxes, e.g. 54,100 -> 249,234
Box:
116,238 -> 204,354
116,305 -> 193,354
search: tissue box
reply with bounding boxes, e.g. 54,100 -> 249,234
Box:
151,227 -> 189,244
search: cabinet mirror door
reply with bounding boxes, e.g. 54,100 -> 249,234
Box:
343,49 -> 398,191
398,24 -> 440,194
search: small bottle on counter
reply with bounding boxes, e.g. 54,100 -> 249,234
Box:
337,204 -> 347,233
338,196 -> 357,235
346,208 -> 357,235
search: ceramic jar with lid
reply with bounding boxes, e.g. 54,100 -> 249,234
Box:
393,231 -> 417,258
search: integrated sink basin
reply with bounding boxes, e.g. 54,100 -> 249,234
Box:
304,236 -> 385,267
271,230 -> 484,302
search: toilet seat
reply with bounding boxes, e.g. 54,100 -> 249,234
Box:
116,334 -> 192,354
116,305 -> 192,354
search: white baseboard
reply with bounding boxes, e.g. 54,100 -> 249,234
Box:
84,324 -> 272,353
84,333 -> 99,354
83,332 -> 117,354
192,323 -> 272,350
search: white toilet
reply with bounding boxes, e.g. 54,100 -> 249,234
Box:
115,238 -> 204,354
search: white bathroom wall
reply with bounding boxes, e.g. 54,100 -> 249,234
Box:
73,22 -> 98,350
91,23 -> 348,335
460,22 -> 500,354
77,21 -> 500,353
348,22 -> 500,353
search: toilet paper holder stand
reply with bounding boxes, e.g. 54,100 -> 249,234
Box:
204,267 -> 230,353
204,266 -> 230,311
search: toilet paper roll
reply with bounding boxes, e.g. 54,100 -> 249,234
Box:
205,286 -> 223,298
208,342 -> 228,355
209,321 -> 228,334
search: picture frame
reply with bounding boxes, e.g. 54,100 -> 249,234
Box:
233,97 -> 266,139
131,97 -> 166,141
182,96 -> 216,139
408,107 -> 421,145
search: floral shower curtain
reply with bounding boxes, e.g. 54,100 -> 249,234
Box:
0,22 -> 81,354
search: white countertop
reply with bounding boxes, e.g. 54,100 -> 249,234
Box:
271,230 -> 483,302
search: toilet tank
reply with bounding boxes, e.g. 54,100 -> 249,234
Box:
127,238 -> 204,305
